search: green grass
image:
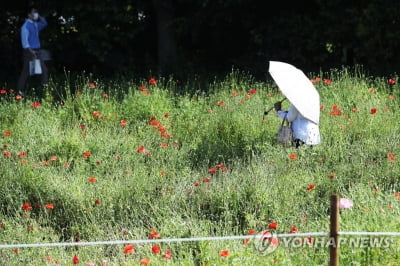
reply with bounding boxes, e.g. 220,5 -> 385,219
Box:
0,68 -> 399,265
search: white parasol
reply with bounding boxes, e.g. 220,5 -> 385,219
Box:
268,61 -> 320,124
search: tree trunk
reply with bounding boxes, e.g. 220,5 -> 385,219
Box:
152,0 -> 177,75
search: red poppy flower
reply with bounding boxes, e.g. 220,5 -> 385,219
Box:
137,146 -> 146,153
83,151 -> 91,158
203,177 -> 211,183
194,182 -> 200,187
72,255 -> 79,264
247,229 -> 256,235
94,199 -> 101,205
120,120 -> 127,127
124,245 -> 135,255
290,226 -> 298,233
306,184 -> 315,190
268,222 -> 278,229
370,108 -> 377,114
160,143 -> 168,147
22,202 -> 32,211
261,231 -> 279,246
3,151 -> 12,158
330,109 -> 343,116
157,126 -> 166,133
151,245 -> 161,254
102,93 -> 108,98
139,85 -> 147,91
15,95 -> 22,100
217,101 -> 224,106
219,250 -> 230,257
324,79 -> 332,85
387,152 -> 395,163
89,82 -> 96,88
328,172 -> 335,179
161,132 -> 171,138
249,89 -> 257,94
217,163 -> 224,169
149,78 -> 157,86
320,105 -> 325,110
305,237 -> 313,244
369,88 -> 375,93
164,113 -> 169,118
17,152 -> 27,157
0,89 -> 6,94
388,78 -> 395,85
13,248 -> 19,254
45,203 -> 54,209
140,258 -> 151,265
160,171 -> 165,176
149,120 -> 160,126
209,167 -> 217,173
3,130 -> 11,137
289,153 -> 297,160
93,111 -> 100,117
149,228 -> 161,239
31,102 -> 41,108
88,177 -> 97,183
162,249 -> 172,259
352,108 -> 358,113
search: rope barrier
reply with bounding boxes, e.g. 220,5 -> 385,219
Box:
0,231 -> 398,249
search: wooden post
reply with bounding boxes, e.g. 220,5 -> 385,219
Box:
329,194 -> 339,266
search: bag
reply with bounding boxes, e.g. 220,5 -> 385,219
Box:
277,114 -> 293,146
39,49 -> 52,61
29,59 -> 42,75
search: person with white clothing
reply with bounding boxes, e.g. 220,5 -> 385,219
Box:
274,102 -> 321,147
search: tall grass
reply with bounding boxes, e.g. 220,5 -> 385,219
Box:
0,68 -> 399,265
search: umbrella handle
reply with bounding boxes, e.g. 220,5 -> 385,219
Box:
263,98 -> 286,116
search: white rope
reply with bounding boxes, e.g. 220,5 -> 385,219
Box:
0,232 -> 327,249
0,231 -> 398,249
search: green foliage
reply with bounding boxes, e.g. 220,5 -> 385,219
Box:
0,69 -> 399,264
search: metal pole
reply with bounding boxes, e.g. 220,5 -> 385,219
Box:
329,194 -> 339,266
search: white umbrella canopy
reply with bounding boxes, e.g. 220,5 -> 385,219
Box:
268,61 -> 320,124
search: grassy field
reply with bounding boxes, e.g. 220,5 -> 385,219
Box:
0,68 -> 399,265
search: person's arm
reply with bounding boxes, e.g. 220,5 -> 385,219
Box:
284,105 -> 299,122
276,105 -> 298,122
37,17 -> 48,30
21,26 -> 30,49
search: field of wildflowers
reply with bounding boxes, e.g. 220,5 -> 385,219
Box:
0,69 -> 399,265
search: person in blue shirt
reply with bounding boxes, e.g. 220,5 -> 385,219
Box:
16,6 -> 48,97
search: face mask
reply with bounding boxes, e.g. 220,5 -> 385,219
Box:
33,12 -> 39,20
